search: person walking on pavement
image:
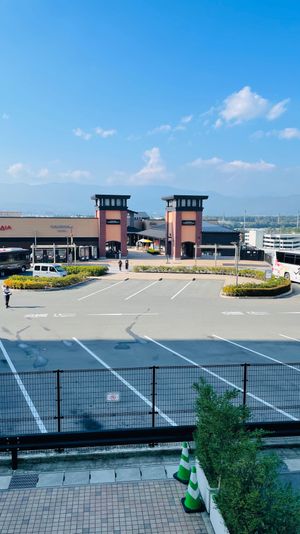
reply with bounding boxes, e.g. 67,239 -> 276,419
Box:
118,259 -> 122,271
125,259 -> 129,271
3,284 -> 12,308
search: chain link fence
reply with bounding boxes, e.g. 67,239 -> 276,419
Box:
1,362 -> 300,436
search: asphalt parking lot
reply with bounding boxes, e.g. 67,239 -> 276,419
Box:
1,276 -> 300,435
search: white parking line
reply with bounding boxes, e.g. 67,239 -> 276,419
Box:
280,334 -> 300,343
170,281 -> 193,300
213,335 -> 300,373
73,337 -> 176,426
88,313 -> 159,316
125,280 -> 160,301
222,311 -> 244,315
78,280 -> 124,301
144,336 -> 298,421
0,339 -> 47,433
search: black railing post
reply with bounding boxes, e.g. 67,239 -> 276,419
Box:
11,448 -> 18,470
55,369 -> 62,432
151,366 -> 157,427
242,363 -> 249,406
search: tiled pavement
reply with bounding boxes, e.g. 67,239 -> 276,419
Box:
0,480 -> 209,534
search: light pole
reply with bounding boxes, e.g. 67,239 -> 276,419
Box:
233,242 -> 240,286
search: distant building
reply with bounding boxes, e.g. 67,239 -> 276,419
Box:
263,233 -> 300,250
244,229 -> 300,250
244,229 -> 265,249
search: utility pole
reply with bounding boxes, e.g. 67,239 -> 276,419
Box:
234,242 -> 240,286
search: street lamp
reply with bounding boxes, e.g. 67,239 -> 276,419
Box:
232,242 -> 240,286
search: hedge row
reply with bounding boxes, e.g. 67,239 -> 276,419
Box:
222,277 -> 290,297
5,274 -> 85,289
133,264 -> 265,279
64,265 -> 108,276
5,265 -> 109,289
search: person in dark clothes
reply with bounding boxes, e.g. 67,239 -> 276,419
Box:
125,259 -> 129,271
3,284 -> 12,308
118,259 -> 122,271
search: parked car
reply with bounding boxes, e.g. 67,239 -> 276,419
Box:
32,264 -> 67,278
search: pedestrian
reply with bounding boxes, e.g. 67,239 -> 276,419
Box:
118,259 -> 122,271
125,259 -> 129,271
3,284 -> 12,308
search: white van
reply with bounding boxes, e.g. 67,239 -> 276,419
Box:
32,264 -> 67,278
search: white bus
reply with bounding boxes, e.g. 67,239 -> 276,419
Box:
272,250 -> 300,283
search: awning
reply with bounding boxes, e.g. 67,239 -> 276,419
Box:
137,239 -> 153,243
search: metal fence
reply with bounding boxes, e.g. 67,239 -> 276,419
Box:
1,362 -> 300,436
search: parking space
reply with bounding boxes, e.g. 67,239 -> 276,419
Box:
2,278 -> 300,434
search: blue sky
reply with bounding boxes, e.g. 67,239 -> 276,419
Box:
1,0 -> 300,198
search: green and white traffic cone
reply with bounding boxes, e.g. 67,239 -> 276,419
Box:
181,467 -> 205,514
181,466 -> 205,513
173,442 -> 191,484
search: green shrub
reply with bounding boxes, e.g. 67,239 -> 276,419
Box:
64,265 -> 108,276
222,277 -> 290,297
215,446 -> 300,534
133,264 -> 266,279
5,274 -> 85,289
194,379 -> 300,534
194,379 -> 251,487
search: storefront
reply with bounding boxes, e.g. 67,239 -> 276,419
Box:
0,194 -> 132,259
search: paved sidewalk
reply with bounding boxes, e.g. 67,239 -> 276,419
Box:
0,480 -> 209,534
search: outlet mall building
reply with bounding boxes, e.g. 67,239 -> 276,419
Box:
0,193 -> 239,261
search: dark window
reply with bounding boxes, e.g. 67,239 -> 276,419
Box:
295,255 -> 300,266
34,265 -> 40,271
41,266 -> 48,271
284,254 -> 295,264
276,252 -> 284,262
50,266 -> 56,272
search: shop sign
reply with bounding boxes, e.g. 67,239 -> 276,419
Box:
182,220 -> 195,225
0,225 -> 12,231
106,219 -> 120,225
50,224 -> 73,233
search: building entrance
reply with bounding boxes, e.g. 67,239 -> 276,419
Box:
181,241 -> 194,258
105,241 -> 121,258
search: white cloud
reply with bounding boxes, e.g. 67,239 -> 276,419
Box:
73,128 -> 91,141
180,114 -> 193,124
95,127 -> 117,138
148,115 -> 193,135
2,113 -> 9,120
37,167 -> 49,178
130,147 -> 170,185
266,99 -> 290,121
190,157 -> 223,168
59,169 -> 92,181
252,127 -> 300,140
278,127 -> 300,139
7,163 -> 29,178
189,156 -> 275,172
148,124 -> 172,135
216,86 -> 289,126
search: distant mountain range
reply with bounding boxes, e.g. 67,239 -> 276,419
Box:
0,182 -> 298,217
